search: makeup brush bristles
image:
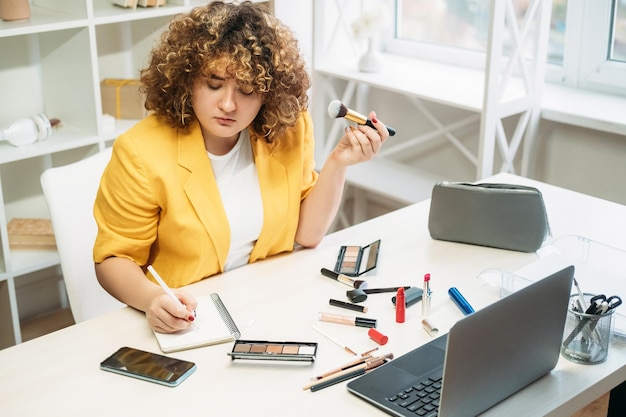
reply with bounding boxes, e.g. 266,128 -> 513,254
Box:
327,99 -> 347,118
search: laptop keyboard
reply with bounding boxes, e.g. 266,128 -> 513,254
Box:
385,370 -> 443,416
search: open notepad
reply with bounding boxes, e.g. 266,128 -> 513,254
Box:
153,293 -> 241,353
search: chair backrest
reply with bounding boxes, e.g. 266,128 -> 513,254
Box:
41,147 -> 125,323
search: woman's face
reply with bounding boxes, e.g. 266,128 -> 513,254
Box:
192,66 -> 263,154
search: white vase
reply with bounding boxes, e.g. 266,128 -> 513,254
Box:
358,37 -> 383,73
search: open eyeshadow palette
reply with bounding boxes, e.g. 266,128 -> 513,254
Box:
334,239 -> 381,277
228,340 -> 318,362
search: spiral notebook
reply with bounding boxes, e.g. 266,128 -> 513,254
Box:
153,293 -> 241,353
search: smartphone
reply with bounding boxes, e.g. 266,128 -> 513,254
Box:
100,346 -> 196,387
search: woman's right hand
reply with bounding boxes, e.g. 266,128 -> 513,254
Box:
146,288 -> 198,334
95,257 -> 198,333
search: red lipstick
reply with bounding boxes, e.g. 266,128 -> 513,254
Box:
396,287 -> 406,323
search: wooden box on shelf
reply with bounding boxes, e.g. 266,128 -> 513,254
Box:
7,218 -> 56,250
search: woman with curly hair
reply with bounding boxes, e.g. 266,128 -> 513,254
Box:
93,1 -> 390,333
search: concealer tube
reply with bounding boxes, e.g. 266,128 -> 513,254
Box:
318,312 -> 377,328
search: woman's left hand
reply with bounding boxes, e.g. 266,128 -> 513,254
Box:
330,110 -> 390,166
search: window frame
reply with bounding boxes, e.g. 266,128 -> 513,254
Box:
574,0 -> 626,93
384,0 -> 626,96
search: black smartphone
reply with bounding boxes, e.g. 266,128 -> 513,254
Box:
100,346 -> 197,387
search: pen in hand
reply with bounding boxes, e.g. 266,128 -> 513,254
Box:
147,265 -> 197,327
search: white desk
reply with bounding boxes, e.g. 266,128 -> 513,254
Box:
1,173 -> 625,416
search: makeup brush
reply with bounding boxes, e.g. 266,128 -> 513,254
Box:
327,99 -> 396,136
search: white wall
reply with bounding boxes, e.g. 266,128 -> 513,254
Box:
533,121 -> 626,205
273,0 -> 313,74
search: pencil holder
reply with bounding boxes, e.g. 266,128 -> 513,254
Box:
561,294 -> 615,364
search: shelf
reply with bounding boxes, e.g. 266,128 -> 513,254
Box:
0,0 -> 202,348
0,5 -> 87,38
316,54 -> 487,113
0,0 -> 276,348
0,124 -> 100,164
95,15 -> 173,80
345,159 -> 444,205
541,83 -> 626,136
92,0 -> 187,25
8,249 -> 60,277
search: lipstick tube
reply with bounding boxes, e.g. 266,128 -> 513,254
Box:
368,328 -> 389,345
395,287 -> 406,323
422,273 -> 431,317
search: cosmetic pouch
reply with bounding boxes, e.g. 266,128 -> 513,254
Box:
428,182 -> 550,252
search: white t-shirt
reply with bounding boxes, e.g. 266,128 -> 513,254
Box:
208,130 -> 263,271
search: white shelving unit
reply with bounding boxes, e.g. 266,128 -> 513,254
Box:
0,0 -> 273,348
311,0 -> 552,226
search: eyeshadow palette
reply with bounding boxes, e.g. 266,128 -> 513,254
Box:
334,239 -> 381,277
228,340 -> 318,362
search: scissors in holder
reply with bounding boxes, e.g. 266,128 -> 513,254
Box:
586,295 -> 622,315
564,294 -> 621,348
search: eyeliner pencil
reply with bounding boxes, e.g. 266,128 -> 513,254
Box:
329,298 -> 368,313
363,286 -> 410,294
310,367 -> 366,392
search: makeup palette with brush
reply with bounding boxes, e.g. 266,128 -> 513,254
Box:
334,239 -> 381,277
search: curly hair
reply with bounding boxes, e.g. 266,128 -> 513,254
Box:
140,1 -> 310,143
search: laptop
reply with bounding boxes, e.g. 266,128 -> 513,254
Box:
347,265 -> 574,417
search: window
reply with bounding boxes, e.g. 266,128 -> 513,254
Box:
610,0 -> 626,62
385,0 -> 626,95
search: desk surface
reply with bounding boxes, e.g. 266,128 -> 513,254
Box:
2,173 -> 625,417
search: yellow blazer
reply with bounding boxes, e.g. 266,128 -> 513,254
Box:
93,111 -> 318,287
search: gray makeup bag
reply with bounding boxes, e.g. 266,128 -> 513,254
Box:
427,182 -> 550,252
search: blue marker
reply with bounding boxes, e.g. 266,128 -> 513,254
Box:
448,287 -> 475,315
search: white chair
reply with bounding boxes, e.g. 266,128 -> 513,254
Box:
41,147 -> 125,323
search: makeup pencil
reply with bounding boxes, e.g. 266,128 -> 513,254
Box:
311,325 -> 357,355
313,352 -> 392,381
363,286 -> 411,294
329,298 -> 368,313
305,356 -> 389,391
313,354 -> 374,380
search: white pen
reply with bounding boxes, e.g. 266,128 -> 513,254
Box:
147,265 -> 197,326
